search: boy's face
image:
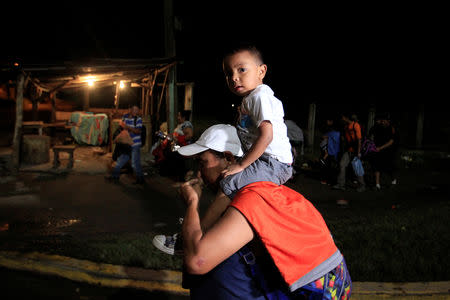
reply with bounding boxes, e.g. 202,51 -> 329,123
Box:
223,50 -> 267,97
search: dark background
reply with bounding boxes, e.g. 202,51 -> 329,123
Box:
1,1 -> 446,142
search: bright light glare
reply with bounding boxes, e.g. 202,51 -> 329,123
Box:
86,76 -> 95,87
119,81 -> 125,89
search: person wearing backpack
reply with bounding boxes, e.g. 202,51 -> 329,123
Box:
319,118 -> 340,185
105,105 -> 144,184
333,113 -> 366,192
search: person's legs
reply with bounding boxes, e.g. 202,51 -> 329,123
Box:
325,156 -> 338,185
220,156 -> 292,199
112,154 -> 131,178
374,169 -> 381,188
294,258 -> 352,300
336,152 -> 350,188
131,147 -> 144,182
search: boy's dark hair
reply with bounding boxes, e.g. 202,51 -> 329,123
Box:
179,110 -> 191,120
223,43 -> 264,64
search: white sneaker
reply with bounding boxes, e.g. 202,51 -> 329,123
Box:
391,179 -> 397,185
376,184 -> 381,190
152,233 -> 178,255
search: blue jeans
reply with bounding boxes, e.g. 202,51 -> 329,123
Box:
220,155 -> 293,199
112,146 -> 143,179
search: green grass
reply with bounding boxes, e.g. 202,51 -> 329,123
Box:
325,199 -> 450,282
60,233 -> 183,270
1,198 -> 449,282
0,232 -> 183,271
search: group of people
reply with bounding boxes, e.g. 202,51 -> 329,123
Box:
151,110 -> 195,180
150,44 -> 352,299
103,43 -> 406,298
318,112 -> 399,192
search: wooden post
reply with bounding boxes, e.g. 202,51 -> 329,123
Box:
12,72 -> 25,168
114,83 -> 120,110
416,104 -> 424,148
164,0 -> 177,133
307,103 -> 316,153
157,70 -> 169,123
50,91 -> 56,123
108,112 -> 113,153
167,70 -> 176,133
184,83 -> 194,121
141,87 -> 145,115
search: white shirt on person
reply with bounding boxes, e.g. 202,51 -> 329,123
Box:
237,84 -> 293,164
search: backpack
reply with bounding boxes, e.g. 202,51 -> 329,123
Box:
112,127 -> 131,161
361,137 -> 377,158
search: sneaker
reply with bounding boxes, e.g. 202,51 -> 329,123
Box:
332,184 -> 346,191
376,184 -> 381,191
153,233 -> 178,255
391,179 -> 397,185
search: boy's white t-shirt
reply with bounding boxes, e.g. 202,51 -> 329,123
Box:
237,84 -> 293,164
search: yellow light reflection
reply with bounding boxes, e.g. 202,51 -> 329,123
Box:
85,76 -> 95,87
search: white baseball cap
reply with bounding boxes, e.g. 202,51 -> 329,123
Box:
177,124 -> 244,157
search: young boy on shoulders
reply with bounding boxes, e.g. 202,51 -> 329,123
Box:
153,45 -> 293,255
220,44 -> 293,198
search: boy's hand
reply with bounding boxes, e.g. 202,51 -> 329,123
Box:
222,163 -> 244,177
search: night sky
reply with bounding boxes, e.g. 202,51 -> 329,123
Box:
1,1 -> 445,125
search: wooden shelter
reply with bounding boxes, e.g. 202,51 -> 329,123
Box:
2,58 -> 179,168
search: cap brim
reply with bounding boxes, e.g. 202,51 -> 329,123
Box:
177,143 -> 209,157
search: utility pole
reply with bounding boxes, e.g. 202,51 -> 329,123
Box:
307,103 -> 316,154
12,72 -> 25,169
164,0 -> 177,133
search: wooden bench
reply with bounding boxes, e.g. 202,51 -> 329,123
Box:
52,145 -> 76,169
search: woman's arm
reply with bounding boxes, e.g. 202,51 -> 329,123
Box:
181,182 -> 254,275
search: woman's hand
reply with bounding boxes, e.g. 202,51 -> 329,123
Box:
180,174 -> 204,206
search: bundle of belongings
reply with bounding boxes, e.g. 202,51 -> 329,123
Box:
70,112 -> 109,146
